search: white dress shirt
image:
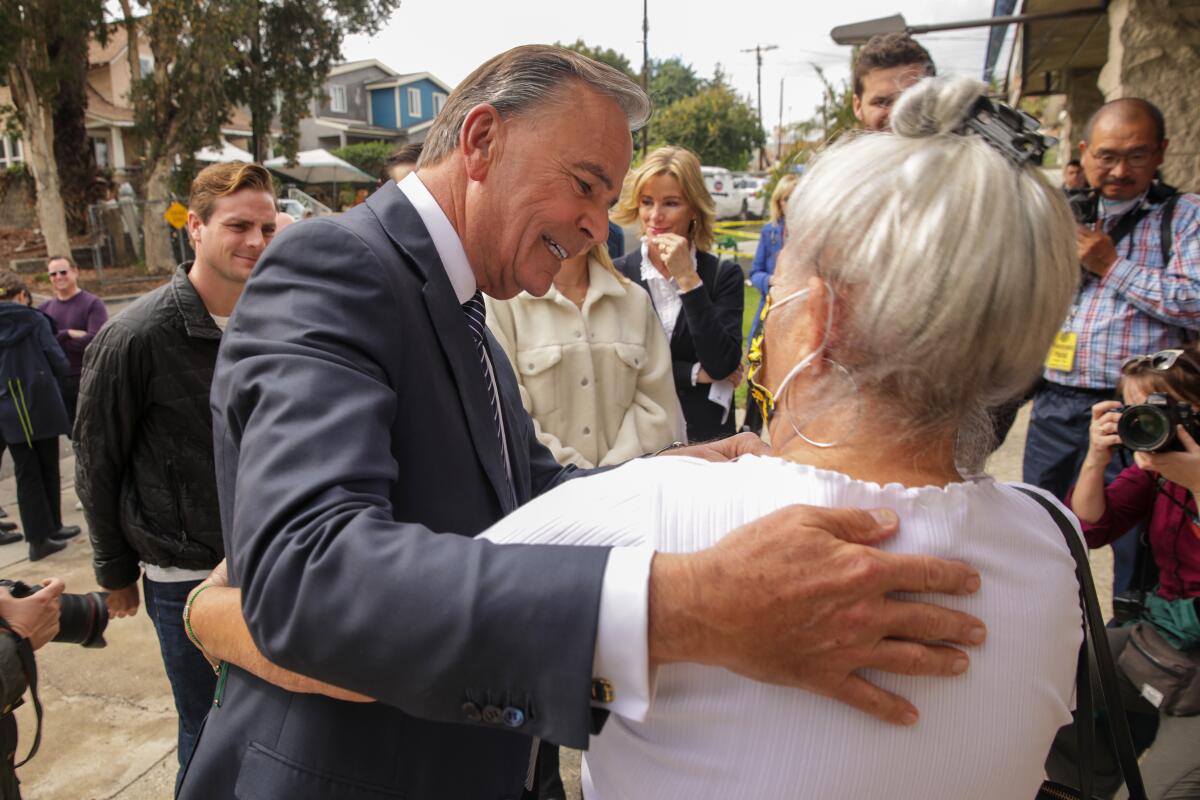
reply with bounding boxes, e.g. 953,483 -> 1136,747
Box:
397,173 -> 656,719
483,455 -> 1083,799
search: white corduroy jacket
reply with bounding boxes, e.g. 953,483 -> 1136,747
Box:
485,257 -> 684,469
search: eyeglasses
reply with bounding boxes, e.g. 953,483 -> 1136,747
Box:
48,271 -> 69,277
1089,148 -> 1158,170
745,286 -> 810,423
1121,349 -> 1199,373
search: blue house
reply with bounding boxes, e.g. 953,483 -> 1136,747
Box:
297,59 -> 453,151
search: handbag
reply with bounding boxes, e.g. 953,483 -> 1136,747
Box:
1117,620 -> 1200,717
1017,488 -> 1148,800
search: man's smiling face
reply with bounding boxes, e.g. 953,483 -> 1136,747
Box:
463,81 -> 632,299
189,189 -> 278,284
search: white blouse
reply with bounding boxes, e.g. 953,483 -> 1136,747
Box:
483,455 -> 1082,800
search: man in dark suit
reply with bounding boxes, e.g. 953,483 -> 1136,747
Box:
177,45 -> 987,799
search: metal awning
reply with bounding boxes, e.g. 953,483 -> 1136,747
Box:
1012,0 -> 1109,97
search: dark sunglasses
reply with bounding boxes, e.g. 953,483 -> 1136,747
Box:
48,270 -> 70,277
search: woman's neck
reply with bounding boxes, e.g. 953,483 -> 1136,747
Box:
553,254 -> 590,308
768,403 -> 964,488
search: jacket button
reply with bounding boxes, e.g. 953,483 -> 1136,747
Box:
581,377 -> 589,386
481,704 -> 503,724
573,330 -> 582,338
462,702 -> 481,722
501,706 -> 525,728
582,427 -> 590,436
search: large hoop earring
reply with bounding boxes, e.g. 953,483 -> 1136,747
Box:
775,358 -> 860,449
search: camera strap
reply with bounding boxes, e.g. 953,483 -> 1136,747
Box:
1019,488 -> 1147,800
0,621 -> 43,768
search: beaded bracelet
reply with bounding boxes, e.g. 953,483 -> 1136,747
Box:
183,583 -> 220,675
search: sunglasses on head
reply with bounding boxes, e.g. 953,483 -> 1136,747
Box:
1120,349 -> 1198,373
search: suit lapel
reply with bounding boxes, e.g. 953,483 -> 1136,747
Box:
365,186 -> 513,511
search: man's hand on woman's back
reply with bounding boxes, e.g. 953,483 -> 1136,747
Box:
648,504 -> 985,727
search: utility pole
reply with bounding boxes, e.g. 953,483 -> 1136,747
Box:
641,0 -> 649,158
777,75 -> 785,163
740,43 -> 777,169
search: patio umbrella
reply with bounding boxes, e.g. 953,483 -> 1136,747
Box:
195,140 -> 255,163
263,148 -> 375,184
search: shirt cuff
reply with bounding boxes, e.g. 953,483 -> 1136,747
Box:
591,545 -> 654,722
690,362 -> 701,386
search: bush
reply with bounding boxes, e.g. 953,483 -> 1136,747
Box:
332,141 -> 398,184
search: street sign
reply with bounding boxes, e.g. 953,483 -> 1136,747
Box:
163,201 -> 188,230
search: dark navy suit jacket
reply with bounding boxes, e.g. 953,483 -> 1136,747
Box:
178,183 -> 612,799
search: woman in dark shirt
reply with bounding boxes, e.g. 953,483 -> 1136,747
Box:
612,146 -> 743,442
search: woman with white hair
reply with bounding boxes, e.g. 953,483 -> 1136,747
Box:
482,77 -> 1085,798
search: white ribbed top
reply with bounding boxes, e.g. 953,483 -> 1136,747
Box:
483,455 -> 1082,800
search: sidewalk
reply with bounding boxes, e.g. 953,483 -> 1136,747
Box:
1,452 -> 177,800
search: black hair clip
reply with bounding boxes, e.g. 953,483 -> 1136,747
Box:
959,95 -> 1056,167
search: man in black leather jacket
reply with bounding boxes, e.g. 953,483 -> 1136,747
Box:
73,162 -> 276,784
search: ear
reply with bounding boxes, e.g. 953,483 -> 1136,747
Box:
1078,140 -> 1087,157
461,103 -> 503,182
799,275 -> 831,375
1159,137 -> 1170,159
852,95 -> 864,124
186,210 -> 203,245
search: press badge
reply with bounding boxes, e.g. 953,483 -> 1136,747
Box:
1045,331 -> 1078,372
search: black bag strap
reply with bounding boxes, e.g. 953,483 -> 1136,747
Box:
1018,488 -> 1147,800
0,621 -> 43,768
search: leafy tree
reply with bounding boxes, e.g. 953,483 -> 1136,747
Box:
121,0 -> 253,273
228,0 -> 401,163
808,65 -> 856,144
649,57 -> 702,109
0,0 -> 107,256
651,84 -> 764,170
557,39 -> 638,81
332,140 -> 394,181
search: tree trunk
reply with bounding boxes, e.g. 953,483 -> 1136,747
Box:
8,62 -> 72,260
141,158 -> 175,274
50,21 -> 98,235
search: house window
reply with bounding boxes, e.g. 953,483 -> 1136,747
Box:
1,137 -> 22,169
407,87 -> 422,118
330,85 -> 347,113
92,137 -> 110,169
138,55 -> 153,76
432,92 -> 448,116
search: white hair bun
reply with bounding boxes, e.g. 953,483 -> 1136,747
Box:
890,76 -> 988,138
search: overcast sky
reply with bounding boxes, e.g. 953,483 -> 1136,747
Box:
342,0 -> 1012,133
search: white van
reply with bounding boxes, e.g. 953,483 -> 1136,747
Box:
701,166 -> 744,220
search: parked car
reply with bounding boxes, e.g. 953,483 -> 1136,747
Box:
701,166 -> 744,220
732,174 -> 768,219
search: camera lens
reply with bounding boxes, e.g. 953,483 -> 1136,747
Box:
1119,405 -> 1172,451
53,591 -> 109,648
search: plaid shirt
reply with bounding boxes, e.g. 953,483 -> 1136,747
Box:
1047,191 -> 1200,389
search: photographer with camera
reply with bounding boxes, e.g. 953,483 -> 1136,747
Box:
1045,348 -> 1200,798
1023,98 -> 1200,600
0,578 -> 61,799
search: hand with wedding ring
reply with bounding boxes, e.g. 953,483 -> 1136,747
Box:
649,232 -> 701,291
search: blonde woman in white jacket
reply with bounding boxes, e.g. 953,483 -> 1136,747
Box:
486,243 -> 684,469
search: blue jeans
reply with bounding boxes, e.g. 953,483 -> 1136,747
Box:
142,577 -> 217,788
1023,381 -> 1141,595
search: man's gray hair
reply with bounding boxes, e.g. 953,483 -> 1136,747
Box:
419,45 -> 651,166
782,76 -> 1078,470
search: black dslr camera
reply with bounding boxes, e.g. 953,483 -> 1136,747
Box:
1067,188 -> 1098,225
1117,392 -> 1200,453
0,580 -> 109,648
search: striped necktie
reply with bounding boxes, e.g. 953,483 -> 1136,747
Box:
460,291 -> 511,488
